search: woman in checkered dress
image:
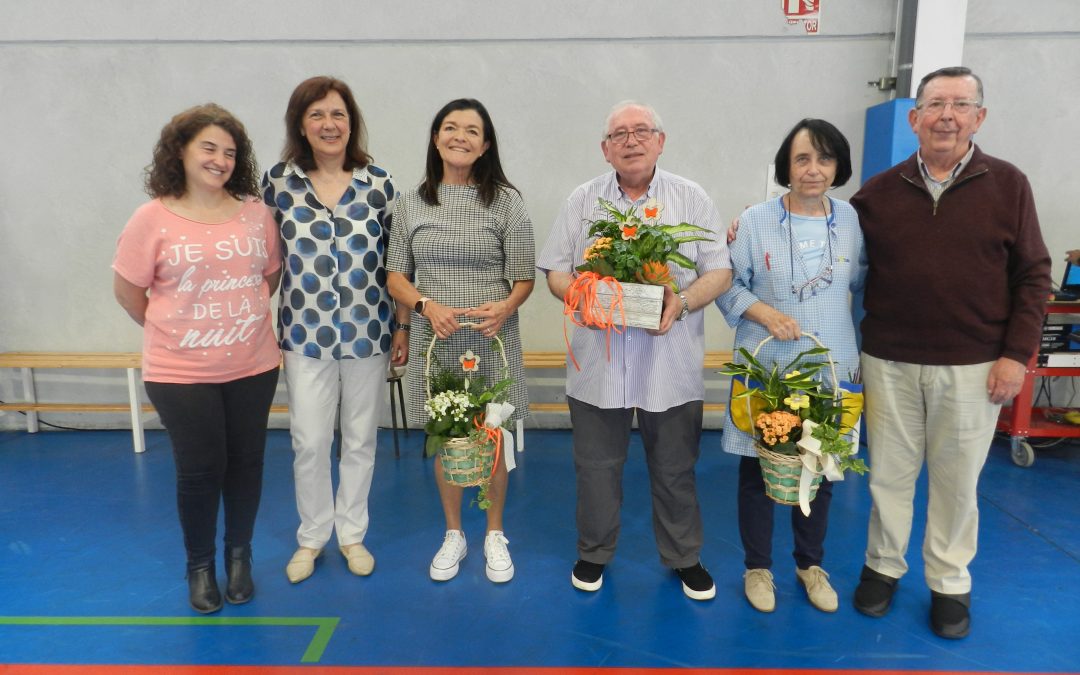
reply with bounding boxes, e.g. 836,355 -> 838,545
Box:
388,99 -> 535,584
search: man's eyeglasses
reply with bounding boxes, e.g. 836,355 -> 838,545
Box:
605,127 -> 659,145
917,99 -> 981,115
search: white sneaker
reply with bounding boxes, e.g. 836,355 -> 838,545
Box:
429,530 -> 467,581
796,565 -> 839,612
483,530 -> 514,583
744,568 -> 776,612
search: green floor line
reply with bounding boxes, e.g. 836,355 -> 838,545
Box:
0,616 -> 341,664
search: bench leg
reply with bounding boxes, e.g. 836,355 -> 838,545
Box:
126,368 -> 146,454
388,378 -> 400,459
20,367 -> 39,433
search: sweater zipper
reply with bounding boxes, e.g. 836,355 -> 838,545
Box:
902,168 -> 988,215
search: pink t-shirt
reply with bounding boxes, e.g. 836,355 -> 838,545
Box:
113,198 -> 282,384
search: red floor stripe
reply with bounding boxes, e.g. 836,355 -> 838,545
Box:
0,667 -> 1073,675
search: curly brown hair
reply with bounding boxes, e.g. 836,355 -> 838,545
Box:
281,76 -> 372,172
144,103 -> 259,199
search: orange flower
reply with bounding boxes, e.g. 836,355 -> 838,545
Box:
635,260 -> 675,291
620,224 -> 639,240
459,350 -> 479,372
643,197 -> 662,220
644,205 -> 658,219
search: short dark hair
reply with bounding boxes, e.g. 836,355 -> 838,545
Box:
281,76 -> 372,172
419,98 -> 517,207
915,66 -> 984,106
773,118 -> 852,188
144,103 -> 259,200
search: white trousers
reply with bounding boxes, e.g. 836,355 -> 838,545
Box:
284,349 -> 389,550
861,353 -> 1000,594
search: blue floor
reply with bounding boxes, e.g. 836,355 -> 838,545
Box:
0,427 -> 1078,672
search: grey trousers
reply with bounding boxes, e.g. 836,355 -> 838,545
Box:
567,396 -> 705,569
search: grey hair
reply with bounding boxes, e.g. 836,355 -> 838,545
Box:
602,100 -> 665,140
915,66 -> 984,106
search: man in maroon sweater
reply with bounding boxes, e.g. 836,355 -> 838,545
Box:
850,66 -> 1050,639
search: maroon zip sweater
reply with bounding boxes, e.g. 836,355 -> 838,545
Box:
850,145 -> 1050,366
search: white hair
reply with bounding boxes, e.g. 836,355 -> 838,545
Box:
602,100 -> 664,140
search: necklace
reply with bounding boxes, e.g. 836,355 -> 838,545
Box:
780,195 -> 834,302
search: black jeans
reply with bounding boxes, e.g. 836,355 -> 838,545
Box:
145,368 -> 279,566
737,454 -> 833,570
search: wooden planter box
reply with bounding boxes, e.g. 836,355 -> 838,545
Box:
594,281 -> 664,330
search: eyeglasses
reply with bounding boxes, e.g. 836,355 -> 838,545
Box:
917,99 -> 981,115
605,127 -> 659,145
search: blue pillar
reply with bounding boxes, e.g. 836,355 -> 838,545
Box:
861,98 -> 918,183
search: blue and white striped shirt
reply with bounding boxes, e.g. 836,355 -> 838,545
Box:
537,168 -> 731,411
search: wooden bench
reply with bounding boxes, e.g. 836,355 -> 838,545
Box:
0,352 -> 289,454
1,349 -> 735,455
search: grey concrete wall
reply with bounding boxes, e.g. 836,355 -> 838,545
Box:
2,1 -> 1078,429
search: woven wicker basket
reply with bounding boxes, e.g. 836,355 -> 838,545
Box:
745,333 -> 837,506
756,443 -> 822,505
425,326 -> 508,488
439,434 -> 496,487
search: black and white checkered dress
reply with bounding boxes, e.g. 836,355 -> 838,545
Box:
387,184 -> 535,424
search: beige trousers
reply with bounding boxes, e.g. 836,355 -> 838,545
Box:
861,353 -> 1001,595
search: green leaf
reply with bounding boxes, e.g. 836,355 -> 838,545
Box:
666,251 -> 698,270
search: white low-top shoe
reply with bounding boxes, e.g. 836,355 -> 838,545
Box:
430,530 -> 467,581
796,565 -> 839,612
340,543 -> 375,576
285,547 -> 322,584
483,530 -> 514,583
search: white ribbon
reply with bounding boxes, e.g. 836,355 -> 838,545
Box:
795,419 -> 841,517
484,402 -> 517,471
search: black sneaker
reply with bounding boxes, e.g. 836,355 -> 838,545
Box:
930,591 -> 971,639
853,565 -> 898,617
571,559 -> 604,592
675,562 -> 716,600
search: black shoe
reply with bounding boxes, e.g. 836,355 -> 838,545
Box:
225,545 -> 254,605
187,562 -> 222,614
675,562 -> 716,601
571,560 -> 604,592
853,565 -> 898,617
930,591 -> 971,639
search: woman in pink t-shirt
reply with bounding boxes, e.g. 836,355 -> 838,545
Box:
113,104 -> 282,614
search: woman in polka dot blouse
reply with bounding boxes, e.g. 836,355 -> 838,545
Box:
262,77 -> 410,585
388,99 -> 535,584
113,104 -> 282,613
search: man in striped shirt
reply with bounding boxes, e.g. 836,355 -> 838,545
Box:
537,101 -> 732,600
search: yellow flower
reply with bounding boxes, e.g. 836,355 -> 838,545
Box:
784,370 -> 801,379
784,393 -> 810,411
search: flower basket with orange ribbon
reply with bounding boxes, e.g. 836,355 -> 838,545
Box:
423,327 -> 513,509
721,333 -> 867,516
562,197 -> 714,366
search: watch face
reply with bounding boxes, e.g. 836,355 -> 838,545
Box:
415,298 -> 427,313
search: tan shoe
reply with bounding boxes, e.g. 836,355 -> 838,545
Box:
285,547 -> 321,584
340,543 -> 375,576
796,565 -> 839,612
744,568 -> 776,612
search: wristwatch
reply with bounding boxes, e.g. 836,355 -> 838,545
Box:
395,323 -> 410,332
414,296 -> 430,315
677,293 -> 690,321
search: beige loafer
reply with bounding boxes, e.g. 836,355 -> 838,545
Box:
796,565 -> 839,612
744,568 -> 776,612
285,547 -> 321,584
340,543 -> 375,576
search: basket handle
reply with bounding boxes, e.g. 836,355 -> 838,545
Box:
743,332 -> 840,426
424,323 -> 509,400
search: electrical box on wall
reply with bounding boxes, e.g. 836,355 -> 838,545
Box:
861,98 -> 918,182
